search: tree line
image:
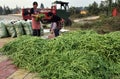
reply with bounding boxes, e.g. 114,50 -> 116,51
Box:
0,6 -> 21,15
69,0 -> 120,18
0,3 -> 45,15
1,0 -> 120,16
87,0 -> 120,16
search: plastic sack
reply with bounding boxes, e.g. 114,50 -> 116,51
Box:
40,25 -> 44,36
21,21 -> 32,35
5,23 -> 17,38
27,20 -> 33,35
14,21 -> 24,37
0,22 -> 9,38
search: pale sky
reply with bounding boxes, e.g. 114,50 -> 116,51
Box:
0,0 -> 104,8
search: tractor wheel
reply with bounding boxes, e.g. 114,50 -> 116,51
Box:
24,19 -> 27,21
40,19 -> 51,24
65,19 -> 72,26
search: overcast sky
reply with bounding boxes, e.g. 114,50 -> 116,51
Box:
0,0 -> 105,8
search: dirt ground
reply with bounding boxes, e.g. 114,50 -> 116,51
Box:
0,38 -> 15,48
0,14 -> 22,21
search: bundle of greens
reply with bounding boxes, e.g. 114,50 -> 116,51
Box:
35,14 -> 45,22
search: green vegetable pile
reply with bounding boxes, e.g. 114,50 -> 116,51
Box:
35,14 -> 45,22
1,30 -> 120,79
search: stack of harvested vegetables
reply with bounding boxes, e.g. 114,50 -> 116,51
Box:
1,30 -> 120,79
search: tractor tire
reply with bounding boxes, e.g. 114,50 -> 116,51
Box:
40,19 -> 51,24
65,19 -> 72,26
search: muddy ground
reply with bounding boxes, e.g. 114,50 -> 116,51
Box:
0,14 -> 22,21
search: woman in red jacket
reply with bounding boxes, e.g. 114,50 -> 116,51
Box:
30,2 -> 41,36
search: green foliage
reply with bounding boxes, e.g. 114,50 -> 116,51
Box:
1,30 -> 120,79
2,6 -> 12,15
35,14 -> 45,22
94,17 -> 120,33
0,5 -> 21,15
87,1 -> 100,15
72,17 -> 120,34
0,6 -> 3,15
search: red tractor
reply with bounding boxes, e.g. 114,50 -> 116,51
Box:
22,5 -> 56,22
22,1 -> 71,25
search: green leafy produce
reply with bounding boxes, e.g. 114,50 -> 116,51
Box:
1,30 -> 120,79
35,14 -> 45,22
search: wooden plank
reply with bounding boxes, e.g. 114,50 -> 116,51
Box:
0,56 -> 8,63
0,59 -> 13,71
0,64 -> 17,79
7,69 -> 29,79
24,73 -> 40,79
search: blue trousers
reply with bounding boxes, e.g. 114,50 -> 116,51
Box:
33,29 -> 40,36
54,29 -> 60,37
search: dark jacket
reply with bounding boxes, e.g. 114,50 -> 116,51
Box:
50,15 -> 61,22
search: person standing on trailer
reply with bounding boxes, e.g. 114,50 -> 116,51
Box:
30,1 -> 41,36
